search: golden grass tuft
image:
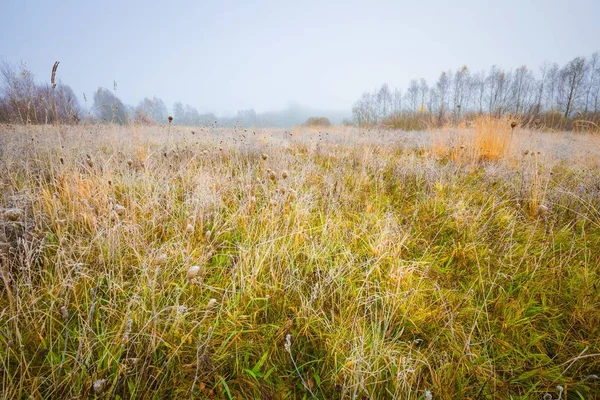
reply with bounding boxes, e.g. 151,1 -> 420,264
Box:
472,115 -> 513,161
430,115 -> 515,163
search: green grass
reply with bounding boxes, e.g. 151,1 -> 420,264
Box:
0,124 -> 599,399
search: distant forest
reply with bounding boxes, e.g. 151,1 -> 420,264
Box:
352,52 -> 600,130
0,61 -> 347,128
1,52 -> 599,130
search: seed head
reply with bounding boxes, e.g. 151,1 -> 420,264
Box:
123,319 -> 133,342
206,298 -> 217,309
536,204 -> 549,217
114,204 -> 126,216
284,334 -> 292,352
3,208 -> 23,222
186,265 -> 201,281
51,61 -> 59,89
93,379 -> 108,394
0,242 -> 10,254
177,305 -> 188,315
59,306 -> 69,322
168,116 -> 173,123
261,153 -> 268,161
156,253 -> 168,266
269,171 -> 277,181
281,170 -> 288,179
186,223 -> 194,233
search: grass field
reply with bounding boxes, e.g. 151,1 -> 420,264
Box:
1,122 -> 600,399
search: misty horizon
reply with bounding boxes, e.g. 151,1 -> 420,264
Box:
2,0 -> 600,118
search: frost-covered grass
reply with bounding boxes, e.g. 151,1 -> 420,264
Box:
1,123 -> 599,399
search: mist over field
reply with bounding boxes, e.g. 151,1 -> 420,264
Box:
1,1 -> 600,399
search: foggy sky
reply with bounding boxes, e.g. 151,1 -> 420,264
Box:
1,0 -> 599,116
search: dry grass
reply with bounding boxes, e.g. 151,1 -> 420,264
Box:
472,115 -> 513,161
1,123 -> 600,399
430,116 -> 515,163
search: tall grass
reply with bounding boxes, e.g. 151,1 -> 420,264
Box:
430,116 -> 514,163
1,124 -> 599,399
472,115 -> 513,161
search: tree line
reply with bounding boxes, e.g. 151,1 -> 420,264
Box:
0,62 -> 253,127
0,61 -> 344,128
352,52 -> 600,130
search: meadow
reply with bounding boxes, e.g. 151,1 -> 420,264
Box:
1,120 -> 599,399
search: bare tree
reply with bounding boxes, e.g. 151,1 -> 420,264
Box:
583,52 -> 599,113
591,55 -> 600,113
1,61 -> 37,123
0,61 -> 80,124
93,87 -> 127,124
453,66 -> 470,118
392,88 -> 402,114
352,92 -> 378,127
472,70 -> 486,114
534,62 -> 548,114
486,66 -> 511,116
136,96 -> 168,123
436,71 -> 451,120
558,56 -> 588,118
419,78 -> 429,112
511,65 -> 535,115
376,83 -> 392,119
406,80 -> 419,113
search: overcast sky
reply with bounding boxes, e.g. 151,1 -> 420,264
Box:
1,0 -> 599,115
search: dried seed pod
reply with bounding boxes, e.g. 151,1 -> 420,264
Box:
186,265 -> 201,281
206,298 -> 217,309
114,204 -> 126,216
93,379 -> 108,394
3,208 -> 23,221
59,306 -> 69,322
155,253 -> 168,266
